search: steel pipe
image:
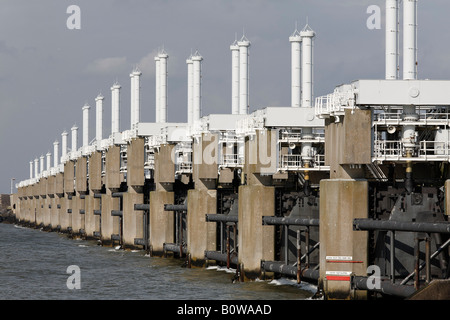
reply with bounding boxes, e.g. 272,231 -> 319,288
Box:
262,216 -> 319,227
134,203 -> 150,211
164,204 -> 187,212
111,210 -> 123,217
353,219 -> 450,234
205,250 -> 238,265
261,261 -> 319,281
352,276 -> 416,298
206,214 -> 238,223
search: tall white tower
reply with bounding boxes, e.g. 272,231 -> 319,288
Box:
53,140 -> 59,168
130,67 -> 142,129
95,94 -> 104,143
159,51 -> 169,123
386,0 -> 399,80
111,82 -> 121,134
289,27 -> 302,108
46,152 -> 51,172
186,56 -> 194,126
192,51 -> 203,123
300,24 -> 315,108
39,155 -> 44,177
34,158 -> 39,180
154,56 -> 160,123
82,103 -> 90,148
71,125 -> 78,153
238,35 -> 250,115
403,0 -> 417,80
230,40 -> 240,114
61,131 -> 68,161
29,161 -> 33,179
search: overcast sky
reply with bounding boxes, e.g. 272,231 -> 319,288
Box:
2,0 -> 450,193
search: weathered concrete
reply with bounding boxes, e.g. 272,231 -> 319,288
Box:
101,192 -> 120,246
319,179 -> 368,300
149,190 -> 174,256
122,191 -> 144,248
238,185 -> 275,279
187,189 -> 217,265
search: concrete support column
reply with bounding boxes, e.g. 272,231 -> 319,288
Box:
101,192 -> 120,246
319,179 -> 369,300
149,144 -> 175,256
187,189 -> 217,266
122,191 -> 144,249
149,190 -> 174,256
123,137 -> 145,249
187,133 -> 218,265
238,185 -> 275,279
85,151 -> 102,239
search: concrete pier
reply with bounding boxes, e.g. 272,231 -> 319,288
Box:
150,144 -> 175,256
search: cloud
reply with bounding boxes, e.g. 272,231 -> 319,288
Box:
84,56 -> 128,75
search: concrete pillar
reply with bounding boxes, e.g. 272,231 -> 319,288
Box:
238,129 -> 277,279
320,108 -> 372,299
122,137 -> 145,249
187,132 -> 218,265
238,185 -> 275,279
187,188 -> 217,266
85,151 -> 102,238
319,179 -> 368,300
101,145 -> 122,245
445,180 -> 450,216
149,144 -> 175,256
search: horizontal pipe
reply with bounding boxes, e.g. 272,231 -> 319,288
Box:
204,250 -> 238,265
352,276 -> 416,298
353,219 -> 450,234
134,204 -> 150,211
134,238 -> 147,246
112,192 -> 125,198
206,214 -> 238,223
164,204 -> 187,212
111,210 -> 123,217
164,243 -> 187,254
93,210 -> 101,215
260,261 -> 319,281
262,216 -> 319,226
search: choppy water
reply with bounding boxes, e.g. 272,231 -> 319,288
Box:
0,223 -> 315,300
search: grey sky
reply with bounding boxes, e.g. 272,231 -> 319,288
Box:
1,0 -> 450,193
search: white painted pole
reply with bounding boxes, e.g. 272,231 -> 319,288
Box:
403,0 -> 417,80
386,0 -> 399,80
186,57 -> 194,126
238,37 -> 250,115
53,140 -> 59,167
46,152 -> 51,171
130,71 -> 135,130
34,158 -> 39,179
154,56 -> 160,123
289,29 -> 302,107
71,125 -> 78,153
300,25 -> 315,108
95,94 -> 104,142
82,104 -> 90,148
192,52 -> 203,123
29,161 -> 33,179
133,69 -> 142,128
111,82 -> 121,134
230,41 -> 240,114
159,52 -> 168,123
61,131 -> 68,160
